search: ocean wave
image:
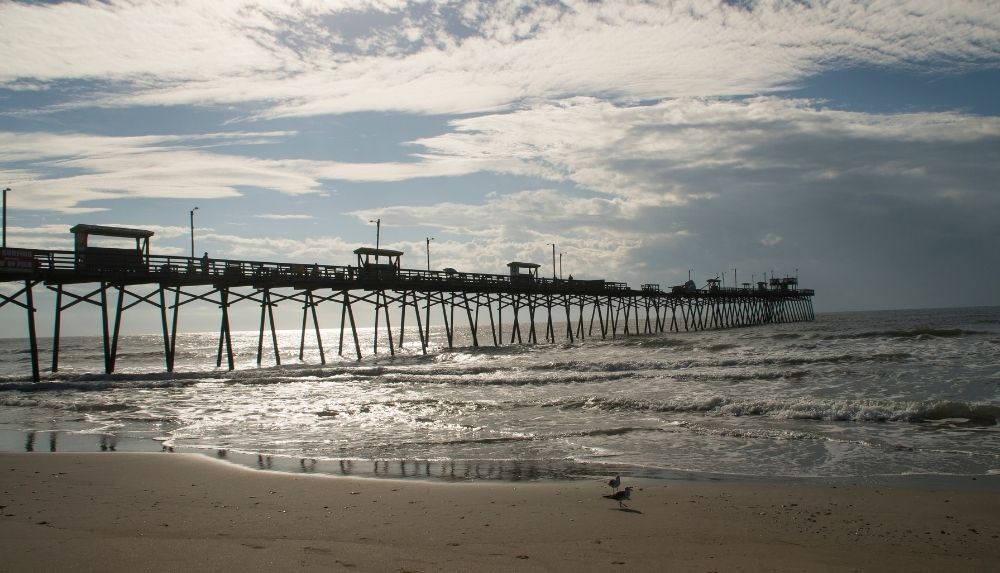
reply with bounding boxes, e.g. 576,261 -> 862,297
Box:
0,366 -> 638,392
555,396 -> 1000,425
0,349 -> 916,392
67,402 -> 133,413
672,370 -> 808,382
819,327 -> 987,341
0,379 -> 200,392
373,370 -> 640,386
724,352 -> 913,367
604,336 -> 693,349
674,421 -> 824,441
700,343 -> 739,351
526,352 -> 911,374
769,333 -> 802,340
0,395 -> 135,414
316,398 -> 507,418
526,360 -> 670,373
381,426 -> 662,449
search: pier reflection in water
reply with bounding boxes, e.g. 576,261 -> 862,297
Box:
3,429 -> 613,482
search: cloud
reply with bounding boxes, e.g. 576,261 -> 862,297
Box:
254,214 -> 316,220
202,232 -> 357,262
1,131 -> 326,213
405,96 -> 1000,205
760,233 -> 783,247
1,224 -> 76,251
7,95 -> 999,229
3,1 -> 998,116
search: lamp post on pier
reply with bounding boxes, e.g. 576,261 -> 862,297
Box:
189,206 -> 198,258
546,243 -> 556,279
369,218 -> 381,262
559,252 -> 564,280
426,237 -> 434,271
2,187 -> 9,248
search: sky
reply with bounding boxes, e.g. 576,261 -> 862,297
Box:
1,0 -> 999,337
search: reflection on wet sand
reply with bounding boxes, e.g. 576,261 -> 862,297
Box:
21,430 -> 63,453
290,456 -> 585,481
6,429 -> 605,482
99,435 -> 117,451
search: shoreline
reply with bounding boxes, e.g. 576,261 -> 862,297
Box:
2,452 -> 998,572
4,428 -> 999,492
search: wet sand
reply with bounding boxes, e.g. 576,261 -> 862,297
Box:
1,453 -> 997,572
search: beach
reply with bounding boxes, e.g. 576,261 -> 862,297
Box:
2,453 -> 997,572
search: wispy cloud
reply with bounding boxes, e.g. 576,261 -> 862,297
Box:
406,97 -> 1000,205
254,214 -> 316,220
761,233 -> 783,247
6,96 -> 999,217
2,131 -> 324,212
201,232 -> 357,262
3,1 -> 998,116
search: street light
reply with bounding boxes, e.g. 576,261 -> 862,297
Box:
2,187 -> 10,249
189,207 -> 198,258
559,252 -> 564,280
369,218 -> 381,262
545,243 -> 556,279
426,237 -> 435,271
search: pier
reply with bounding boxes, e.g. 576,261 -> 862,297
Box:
1,225 -> 815,381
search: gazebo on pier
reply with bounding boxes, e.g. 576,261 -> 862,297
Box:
507,261 -> 540,284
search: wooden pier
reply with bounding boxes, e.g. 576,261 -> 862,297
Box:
1,226 -> 815,381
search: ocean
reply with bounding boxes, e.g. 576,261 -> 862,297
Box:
1,306 -> 998,482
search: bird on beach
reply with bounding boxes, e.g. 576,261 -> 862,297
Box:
608,474 -> 621,493
608,486 -> 634,509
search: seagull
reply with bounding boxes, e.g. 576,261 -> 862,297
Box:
609,486 -> 634,509
608,474 -> 621,493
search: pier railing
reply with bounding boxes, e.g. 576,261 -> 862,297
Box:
9,248 -> 807,297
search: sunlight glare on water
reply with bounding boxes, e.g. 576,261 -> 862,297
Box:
1,307 -> 998,481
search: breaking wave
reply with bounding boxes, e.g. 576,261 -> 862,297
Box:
819,327 -> 987,340
555,396 -> 1000,425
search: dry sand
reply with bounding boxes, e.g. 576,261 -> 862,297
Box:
1,453 -> 997,572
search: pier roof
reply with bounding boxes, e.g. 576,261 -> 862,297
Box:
69,224 -> 154,239
353,247 -> 404,257
506,262 -> 540,269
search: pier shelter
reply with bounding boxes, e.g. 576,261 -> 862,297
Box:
70,224 -> 154,274
354,247 -> 403,280
507,261 -> 540,284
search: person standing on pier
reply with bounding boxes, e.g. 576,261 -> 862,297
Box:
201,252 -> 209,275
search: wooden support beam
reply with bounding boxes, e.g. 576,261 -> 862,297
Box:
24,280 -> 40,383
217,288 -> 235,370
51,284 -> 63,373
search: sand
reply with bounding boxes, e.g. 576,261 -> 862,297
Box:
1,453 -> 997,572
